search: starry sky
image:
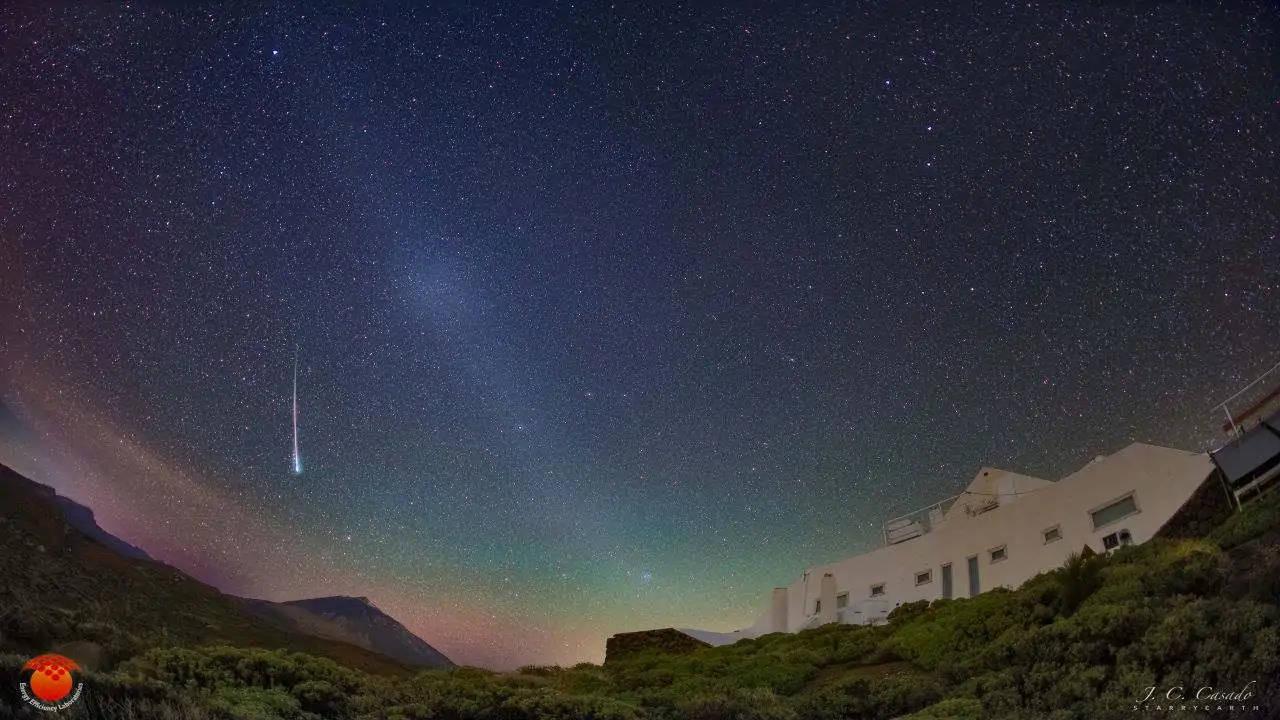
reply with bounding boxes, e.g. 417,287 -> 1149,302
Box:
1,2 -> 1277,670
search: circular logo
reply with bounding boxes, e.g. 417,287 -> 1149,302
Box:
20,654 -> 85,711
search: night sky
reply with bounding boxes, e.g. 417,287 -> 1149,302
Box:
1,2 -> 1277,670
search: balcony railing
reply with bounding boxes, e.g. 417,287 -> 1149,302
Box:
880,490 -> 1010,546
881,494 -> 960,546
1213,359 -> 1280,440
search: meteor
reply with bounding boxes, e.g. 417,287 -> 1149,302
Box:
292,344 -> 303,475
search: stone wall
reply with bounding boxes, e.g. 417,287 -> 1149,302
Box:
604,628 -> 710,665
1155,470 -> 1237,540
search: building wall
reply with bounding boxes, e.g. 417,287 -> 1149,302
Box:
752,443 -> 1213,634
1155,468 -> 1236,540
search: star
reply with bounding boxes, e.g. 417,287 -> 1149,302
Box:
1,0 -> 1273,672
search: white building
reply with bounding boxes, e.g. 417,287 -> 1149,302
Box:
684,442 -> 1216,644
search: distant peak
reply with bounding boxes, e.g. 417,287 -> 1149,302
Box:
286,594 -> 380,612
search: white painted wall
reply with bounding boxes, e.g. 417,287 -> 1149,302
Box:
728,443 -> 1213,636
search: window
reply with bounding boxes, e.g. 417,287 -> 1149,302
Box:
989,545 -> 1007,563
815,600 -> 822,613
1102,533 -> 1120,551
836,592 -> 849,609
915,570 -> 932,586
1091,493 -> 1139,530
870,583 -> 885,597
1043,525 -> 1062,544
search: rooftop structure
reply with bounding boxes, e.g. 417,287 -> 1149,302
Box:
682,442 -> 1216,645
648,363 -> 1280,648
1209,360 -> 1280,507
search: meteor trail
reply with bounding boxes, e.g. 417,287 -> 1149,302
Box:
292,344 -> 302,475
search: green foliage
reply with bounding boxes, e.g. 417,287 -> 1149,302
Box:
4,469 -> 1280,719
0,652 -> 217,719
0,479 -> 417,679
887,599 -> 933,627
880,591 -> 1027,670
1114,598 -> 1279,689
898,697 -> 986,720
788,667 -> 944,720
1210,488 -> 1280,549
0,605 -> 56,651
118,645 -> 371,697
675,686 -> 796,720
291,679 -> 346,716
1054,548 -> 1106,617
555,663 -> 613,695
790,677 -> 875,720
208,687 -> 304,720
868,669 -> 947,718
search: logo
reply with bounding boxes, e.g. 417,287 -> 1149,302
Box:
18,654 -> 85,712
1135,680 -> 1262,713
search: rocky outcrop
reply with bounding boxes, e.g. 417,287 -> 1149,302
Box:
604,628 -> 710,664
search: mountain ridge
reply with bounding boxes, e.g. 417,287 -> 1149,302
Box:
235,594 -> 454,669
284,595 -> 453,668
0,462 -> 452,673
52,494 -> 153,561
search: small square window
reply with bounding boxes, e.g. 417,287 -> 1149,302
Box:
870,583 -> 885,597
836,592 -> 849,609
1102,533 -> 1119,551
989,545 -> 1007,563
1043,526 -> 1062,544
915,570 -> 932,585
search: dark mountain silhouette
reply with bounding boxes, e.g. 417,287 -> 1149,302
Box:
286,595 -> 454,668
52,495 -> 153,561
236,595 -> 454,669
0,463 -> 443,676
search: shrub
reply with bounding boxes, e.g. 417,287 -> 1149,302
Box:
1114,598 -> 1279,691
887,599 -> 933,627
1055,548 -> 1105,617
1210,490 -> 1280,550
880,590 -> 1030,670
207,687 -> 303,720
556,664 -> 614,695
870,669 -> 947,717
898,697 -> 986,719
676,686 -> 796,720
292,679 -> 346,716
495,689 -> 643,720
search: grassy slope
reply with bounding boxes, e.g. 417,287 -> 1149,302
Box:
507,490 -> 1276,720
514,489 -> 1280,719
1,461 -> 1276,719
0,464 -> 415,679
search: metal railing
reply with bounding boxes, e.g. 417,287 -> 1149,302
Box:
1211,359 -> 1280,440
881,494 -> 961,546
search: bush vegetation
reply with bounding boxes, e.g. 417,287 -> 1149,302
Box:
2,490 -> 1276,719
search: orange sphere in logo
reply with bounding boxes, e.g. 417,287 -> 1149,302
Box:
23,654 -> 79,703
